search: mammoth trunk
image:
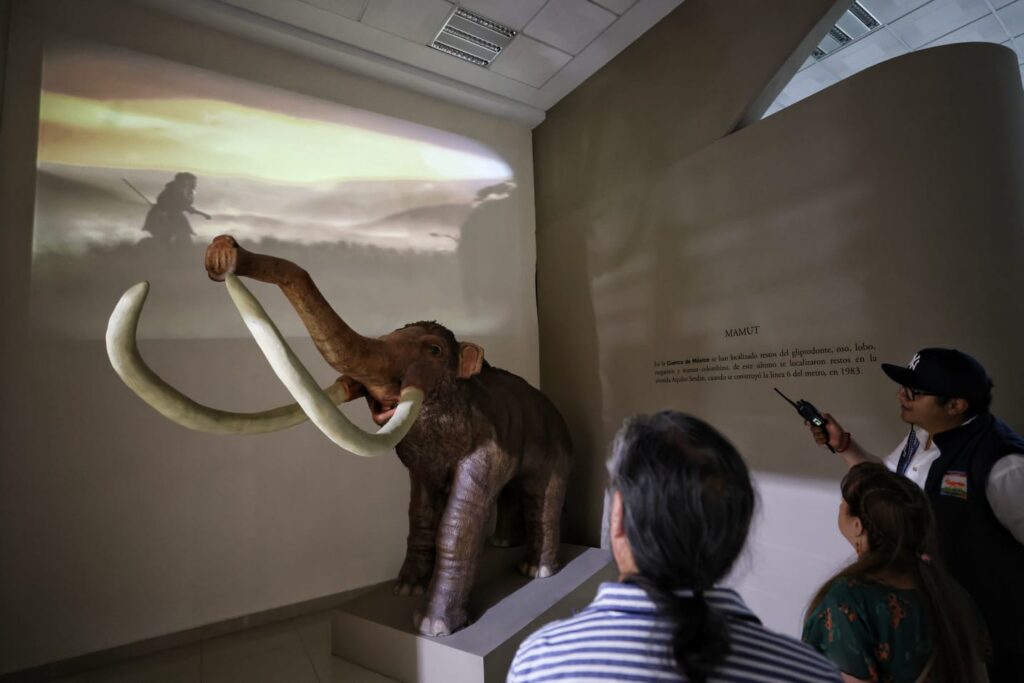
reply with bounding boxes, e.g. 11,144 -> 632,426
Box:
269,269 -> 389,380
213,240 -> 388,381
319,327 -> 389,382
222,274 -> 425,457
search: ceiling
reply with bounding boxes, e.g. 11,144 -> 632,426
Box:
137,0 -> 1022,127
767,0 -> 1024,116
136,0 -> 683,127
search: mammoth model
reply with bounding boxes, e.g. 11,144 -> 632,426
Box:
106,236 -> 572,636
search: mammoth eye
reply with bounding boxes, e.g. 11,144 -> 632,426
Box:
428,344 -> 443,357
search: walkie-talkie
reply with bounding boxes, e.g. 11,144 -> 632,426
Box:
774,387 -> 835,453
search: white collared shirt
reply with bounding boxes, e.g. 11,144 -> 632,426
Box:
884,422 -> 1024,545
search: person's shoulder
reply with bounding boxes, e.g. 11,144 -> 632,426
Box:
990,414 -> 1024,446
805,576 -> 879,631
818,575 -> 868,603
514,615 -> 568,653
728,615 -> 842,682
835,575 -> 908,609
509,607 -> 647,682
513,608 -> 598,654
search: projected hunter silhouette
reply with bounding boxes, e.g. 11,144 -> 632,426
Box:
136,172 -> 211,244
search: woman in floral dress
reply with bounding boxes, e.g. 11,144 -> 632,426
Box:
802,463 -> 988,683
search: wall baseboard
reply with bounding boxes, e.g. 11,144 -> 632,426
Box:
0,583 -> 377,682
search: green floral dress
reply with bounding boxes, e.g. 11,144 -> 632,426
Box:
802,577 -> 930,683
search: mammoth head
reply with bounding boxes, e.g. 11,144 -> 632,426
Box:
353,321 -> 484,426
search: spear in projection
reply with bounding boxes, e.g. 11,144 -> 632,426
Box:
122,178 -> 153,206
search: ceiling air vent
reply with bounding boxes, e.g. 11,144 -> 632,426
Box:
431,7 -> 516,67
812,1 -> 880,60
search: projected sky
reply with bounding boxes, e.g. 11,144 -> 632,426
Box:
31,41 -> 524,340
35,42 -> 512,253
39,94 -> 509,185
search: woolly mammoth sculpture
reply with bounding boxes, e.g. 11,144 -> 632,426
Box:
106,235 -> 572,636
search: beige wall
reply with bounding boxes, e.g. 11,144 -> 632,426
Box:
535,0 -> 850,546
534,0 -> 1024,637
0,0 -> 537,673
0,1 -> 9,120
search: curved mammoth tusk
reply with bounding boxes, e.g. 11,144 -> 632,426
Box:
106,282 -> 349,434
224,275 -> 423,457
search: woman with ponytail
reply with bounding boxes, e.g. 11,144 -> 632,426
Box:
509,411 -> 841,682
803,462 -> 988,683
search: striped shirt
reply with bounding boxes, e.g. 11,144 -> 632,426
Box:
508,583 -> 841,683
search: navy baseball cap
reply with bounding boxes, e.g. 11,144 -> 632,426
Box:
881,348 -> 992,402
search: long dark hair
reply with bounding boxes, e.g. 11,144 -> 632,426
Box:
607,411 -> 755,683
807,463 -> 982,683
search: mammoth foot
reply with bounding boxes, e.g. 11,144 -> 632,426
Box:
487,534 -> 524,548
413,607 -> 468,637
393,580 -> 427,597
394,557 -> 433,597
518,561 -> 558,579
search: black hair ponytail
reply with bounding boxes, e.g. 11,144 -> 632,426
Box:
627,575 -> 730,683
609,412 -> 754,680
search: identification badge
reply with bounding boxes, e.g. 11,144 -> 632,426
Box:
940,471 -> 968,499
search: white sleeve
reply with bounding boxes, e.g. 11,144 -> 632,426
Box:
986,454 -> 1024,546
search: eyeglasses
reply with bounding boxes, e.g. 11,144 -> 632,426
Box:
901,385 -> 937,400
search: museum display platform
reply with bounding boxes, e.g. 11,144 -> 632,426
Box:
331,544 -> 614,683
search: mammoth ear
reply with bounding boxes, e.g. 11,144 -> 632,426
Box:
457,342 -> 484,379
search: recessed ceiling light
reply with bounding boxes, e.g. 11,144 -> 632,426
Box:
430,7 -> 517,67
813,1 -> 880,60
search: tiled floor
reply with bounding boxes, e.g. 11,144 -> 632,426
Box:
52,611 -> 395,683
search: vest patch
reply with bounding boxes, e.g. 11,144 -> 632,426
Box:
940,471 -> 968,499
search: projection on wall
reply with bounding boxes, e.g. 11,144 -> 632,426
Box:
32,41 -> 520,340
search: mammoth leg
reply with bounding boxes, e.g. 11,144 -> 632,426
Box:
417,450 -> 513,637
395,474 -> 444,596
519,460 -> 569,579
489,485 -> 525,548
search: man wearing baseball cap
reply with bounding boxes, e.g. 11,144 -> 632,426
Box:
810,348 -> 1024,680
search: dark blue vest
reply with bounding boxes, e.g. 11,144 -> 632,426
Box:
928,413 -> 1024,677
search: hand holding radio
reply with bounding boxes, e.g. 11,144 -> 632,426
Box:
774,388 -> 843,454
809,412 -> 846,449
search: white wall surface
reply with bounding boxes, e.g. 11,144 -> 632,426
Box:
0,0 -> 538,673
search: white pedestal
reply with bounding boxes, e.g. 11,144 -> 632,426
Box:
331,544 -> 614,683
